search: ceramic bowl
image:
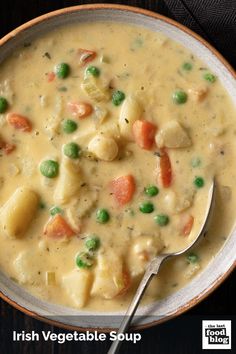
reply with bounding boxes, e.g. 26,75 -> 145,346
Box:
0,4 -> 235,331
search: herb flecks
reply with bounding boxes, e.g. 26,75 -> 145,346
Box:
43,52 -> 51,59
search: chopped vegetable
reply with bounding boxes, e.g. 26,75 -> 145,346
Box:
63,142 -> 80,159
194,176 -> 204,188
62,119 -> 78,133
78,48 -> 97,65
85,235 -> 100,251
119,96 -> 142,140
46,271 -> 56,286
117,269 -> 131,296
187,252 -> 199,263
50,206 -> 63,216
191,157 -> 201,168
111,175 -> 135,206
47,72 -> 56,82
40,160 -> 59,178
96,208 -> 110,223
86,66 -> 100,77
182,215 -> 194,236
44,214 -> 74,240
112,90 -> 126,106
68,102 -> 93,118
159,149 -> 172,188
188,85 -> 208,102
203,72 -> 216,83
94,105 -> 108,125
182,62 -> 192,71
172,90 -> 188,104
133,120 -> 157,150
88,135 -> 118,161
76,252 -> 93,268
7,113 -> 32,132
154,214 -> 169,226
82,76 -> 110,102
0,97 -> 8,113
0,140 -> 15,155
144,185 -> 159,197
155,120 -> 191,149
139,201 -> 154,214
100,55 -> 110,63
55,63 -> 70,79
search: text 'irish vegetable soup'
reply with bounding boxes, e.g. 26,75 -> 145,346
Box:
0,22 -> 235,311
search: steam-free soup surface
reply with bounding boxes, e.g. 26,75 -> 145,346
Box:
0,22 -> 235,311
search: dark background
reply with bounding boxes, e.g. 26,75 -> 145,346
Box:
0,1 -> 235,353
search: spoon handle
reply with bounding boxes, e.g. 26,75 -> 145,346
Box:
107,256 -> 165,354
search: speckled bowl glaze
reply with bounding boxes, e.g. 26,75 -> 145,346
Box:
0,4 -> 235,331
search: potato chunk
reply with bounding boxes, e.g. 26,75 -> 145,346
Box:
163,188 -> 195,214
54,157 -> 81,204
0,187 -> 38,238
62,269 -> 93,308
88,134 -> 118,161
155,121 -> 192,148
91,252 -> 130,299
127,235 -> 164,277
188,85 -> 208,102
13,250 -> 43,285
119,96 -> 142,140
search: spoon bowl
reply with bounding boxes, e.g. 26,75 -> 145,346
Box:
108,178 -> 216,354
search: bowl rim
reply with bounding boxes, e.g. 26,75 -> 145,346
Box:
0,3 -> 235,332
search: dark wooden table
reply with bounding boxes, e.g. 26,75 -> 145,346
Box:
0,1 -> 235,353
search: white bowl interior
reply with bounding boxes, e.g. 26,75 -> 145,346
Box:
0,7 -> 235,329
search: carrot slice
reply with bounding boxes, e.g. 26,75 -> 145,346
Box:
67,102 -> 93,118
7,113 -> 32,132
44,214 -> 75,240
0,140 -> 15,155
132,120 -> 157,150
111,175 -> 136,206
182,215 -> 194,236
78,49 -> 97,65
3,142 -> 15,154
159,148 -> 172,188
47,71 -> 56,82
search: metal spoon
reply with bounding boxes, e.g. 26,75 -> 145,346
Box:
108,179 -> 215,354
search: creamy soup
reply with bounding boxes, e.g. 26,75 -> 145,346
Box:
0,22 -> 235,311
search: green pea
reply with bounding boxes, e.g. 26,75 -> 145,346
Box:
182,62 -> 192,71
62,119 -> 78,134
187,252 -> 199,263
63,142 -> 80,159
139,202 -> 154,214
154,214 -> 169,226
194,176 -> 204,188
96,208 -> 110,223
0,97 -> 8,113
112,90 -> 125,106
40,160 -> 59,178
76,252 -> 93,269
144,185 -> 159,197
203,72 -> 216,83
55,63 -> 70,79
86,66 -> 100,77
172,90 -> 188,104
191,157 -> 201,168
85,235 -> 100,251
50,206 -> 62,216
